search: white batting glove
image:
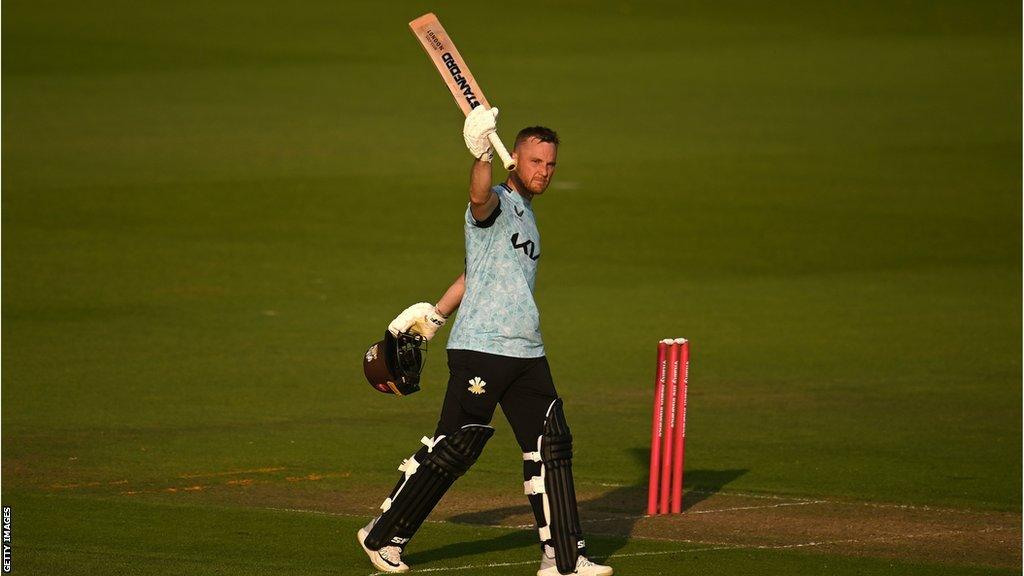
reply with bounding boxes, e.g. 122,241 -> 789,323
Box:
413,308 -> 448,341
463,105 -> 499,161
388,302 -> 434,337
387,302 -> 448,341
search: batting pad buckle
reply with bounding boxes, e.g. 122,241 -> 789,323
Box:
398,458 -> 420,475
421,436 -> 442,452
524,476 -> 546,495
523,450 -> 542,462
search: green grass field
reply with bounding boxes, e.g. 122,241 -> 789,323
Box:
3,0 -> 1020,574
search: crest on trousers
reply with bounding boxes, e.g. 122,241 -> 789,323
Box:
467,377 -> 486,395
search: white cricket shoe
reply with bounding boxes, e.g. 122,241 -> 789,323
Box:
357,520 -> 410,573
537,544 -> 613,576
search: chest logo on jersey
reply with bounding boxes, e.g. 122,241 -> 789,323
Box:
511,233 -> 540,261
514,206 -> 524,218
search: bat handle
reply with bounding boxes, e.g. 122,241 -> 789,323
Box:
488,132 -> 516,170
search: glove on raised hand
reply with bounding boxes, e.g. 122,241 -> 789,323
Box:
463,105 -> 499,162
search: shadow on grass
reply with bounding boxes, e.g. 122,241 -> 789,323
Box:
427,447 -> 747,563
683,467 -> 749,510
404,529 -> 538,567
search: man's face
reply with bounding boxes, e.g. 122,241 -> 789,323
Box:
512,137 -> 558,195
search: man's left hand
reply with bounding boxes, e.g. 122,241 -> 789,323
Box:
388,302 -> 448,341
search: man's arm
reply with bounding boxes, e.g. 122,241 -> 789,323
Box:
435,273 -> 465,318
463,106 -> 501,223
387,273 -> 465,341
469,159 -> 499,223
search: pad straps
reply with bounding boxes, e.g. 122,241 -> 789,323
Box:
364,424 -> 494,551
524,399 -> 586,574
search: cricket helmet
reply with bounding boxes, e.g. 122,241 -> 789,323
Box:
363,331 -> 427,396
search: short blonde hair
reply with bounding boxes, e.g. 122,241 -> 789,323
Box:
514,126 -> 560,149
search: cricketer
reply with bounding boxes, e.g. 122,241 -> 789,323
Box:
357,106 -> 613,576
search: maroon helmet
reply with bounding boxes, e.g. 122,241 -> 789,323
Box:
363,331 -> 427,396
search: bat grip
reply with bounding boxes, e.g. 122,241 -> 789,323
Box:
488,132 -> 516,170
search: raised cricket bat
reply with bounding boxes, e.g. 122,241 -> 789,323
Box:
408,13 -> 516,170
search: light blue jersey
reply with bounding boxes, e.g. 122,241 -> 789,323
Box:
447,183 -> 544,358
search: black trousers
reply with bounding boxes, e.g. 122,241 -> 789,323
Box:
435,349 -> 559,452
374,349 -> 568,550
379,349 -> 556,545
